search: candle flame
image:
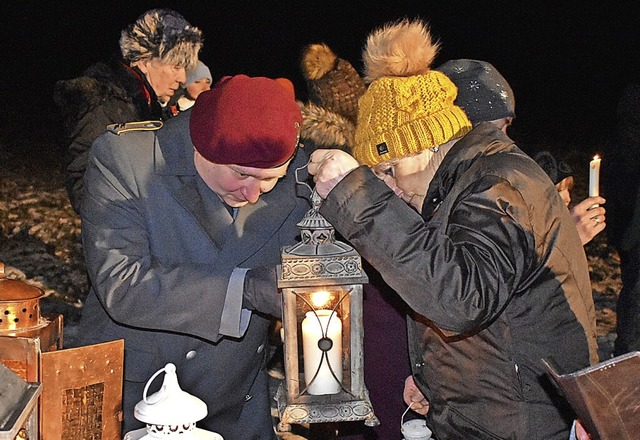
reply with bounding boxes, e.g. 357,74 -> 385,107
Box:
593,154 -> 600,161
310,290 -> 333,309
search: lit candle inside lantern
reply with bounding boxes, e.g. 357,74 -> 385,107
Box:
589,155 -> 601,197
310,290 -> 333,309
302,309 -> 342,395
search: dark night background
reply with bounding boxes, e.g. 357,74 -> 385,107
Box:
0,4 -> 631,438
1,1 -> 639,164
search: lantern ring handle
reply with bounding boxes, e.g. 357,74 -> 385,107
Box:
143,363 -> 176,403
401,401 -> 415,428
295,157 -> 314,196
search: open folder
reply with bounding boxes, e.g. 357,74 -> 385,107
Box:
543,351 -> 640,440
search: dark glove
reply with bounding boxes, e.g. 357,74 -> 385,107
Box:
243,267 -> 282,318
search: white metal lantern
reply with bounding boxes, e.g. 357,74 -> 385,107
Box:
276,192 -> 378,432
123,363 -> 223,440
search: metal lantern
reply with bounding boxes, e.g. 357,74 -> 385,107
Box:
124,363 -> 223,440
0,261 -> 63,383
0,261 -> 123,439
0,262 -> 45,333
0,363 -> 41,440
276,192 -> 378,432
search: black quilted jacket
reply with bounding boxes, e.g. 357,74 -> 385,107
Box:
320,123 -> 598,440
53,57 -> 164,213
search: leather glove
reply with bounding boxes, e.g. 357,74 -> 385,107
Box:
243,267 -> 282,318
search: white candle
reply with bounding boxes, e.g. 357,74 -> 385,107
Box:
589,155 -> 601,197
301,310 -> 342,395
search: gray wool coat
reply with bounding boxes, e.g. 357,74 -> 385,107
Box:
76,111 -> 310,439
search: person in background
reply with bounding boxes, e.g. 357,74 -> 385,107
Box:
298,42 -> 411,440
54,8 -> 202,214
298,42 -> 365,154
533,150 -> 605,245
176,60 -> 213,111
308,18 -> 597,439
530,151 -> 576,207
437,58 -> 606,245
75,75 -> 310,439
435,58 -> 516,133
602,82 -> 640,356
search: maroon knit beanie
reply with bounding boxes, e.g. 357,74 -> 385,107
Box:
190,75 -> 302,168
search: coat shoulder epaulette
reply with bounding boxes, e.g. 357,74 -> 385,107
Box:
107,120 -> 163,135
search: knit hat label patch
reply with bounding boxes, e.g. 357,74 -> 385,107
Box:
376,142 -> 389,156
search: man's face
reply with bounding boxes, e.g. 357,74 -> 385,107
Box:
194,151 -> 291,207
135,58 -> 187,103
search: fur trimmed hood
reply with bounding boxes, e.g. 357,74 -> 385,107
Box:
299,101 -> 355,153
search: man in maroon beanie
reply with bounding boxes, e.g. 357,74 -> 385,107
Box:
75,75 -> 310,439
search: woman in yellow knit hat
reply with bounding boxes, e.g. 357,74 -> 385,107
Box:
309,18 -> 596,440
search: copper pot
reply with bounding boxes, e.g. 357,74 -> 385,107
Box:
0,261 -> 44,332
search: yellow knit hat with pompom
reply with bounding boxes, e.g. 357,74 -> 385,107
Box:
353,19 -> 472,167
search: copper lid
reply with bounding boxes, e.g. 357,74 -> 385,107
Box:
0,262 -> 44,331
0,262 -> 44,301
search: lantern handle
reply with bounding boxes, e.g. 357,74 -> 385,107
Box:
142,363 -> 177,404
401,401 -> 414,428
295,157 -> 314,197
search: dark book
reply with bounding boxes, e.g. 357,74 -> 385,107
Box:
543,351 -> 640,440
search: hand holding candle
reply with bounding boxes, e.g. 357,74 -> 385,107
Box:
589,155 -> 601,197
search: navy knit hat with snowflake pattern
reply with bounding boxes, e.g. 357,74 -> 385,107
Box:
436,59 -> 515,124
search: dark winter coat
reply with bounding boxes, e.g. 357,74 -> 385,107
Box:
602,83 -> 640,355
602,83 -> 640,251
53,57 -> 166,214
319,123 -> 599,439
76,112 -> 310,439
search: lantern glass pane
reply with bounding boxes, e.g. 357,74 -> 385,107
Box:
291,287 -> 352,396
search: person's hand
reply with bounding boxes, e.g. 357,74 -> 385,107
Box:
403,375 -> 430,415
307,149 -> 359,199
243,267 -> 281,317
570,196 -> 606,245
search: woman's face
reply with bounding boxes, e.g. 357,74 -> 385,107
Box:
373,151 -> 435,212
372,141 -> 458,212
134,58 -> 187,103
185,78 -> 211,101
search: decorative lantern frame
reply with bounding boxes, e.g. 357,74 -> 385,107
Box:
276,193 -> 378,431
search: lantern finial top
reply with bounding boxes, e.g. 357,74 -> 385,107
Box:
283,190 -> 354,257
134,363 -> 208,425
